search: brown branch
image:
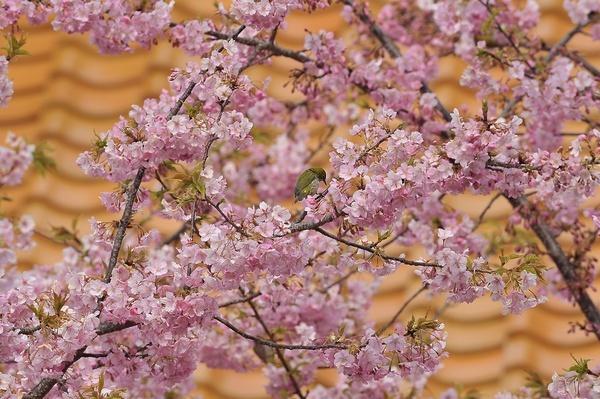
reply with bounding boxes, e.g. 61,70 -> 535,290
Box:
305,126 -> 336,163
20,320 -> 138,337
205,30 -> 311,63
23,378 -> 58,399
279,214 -> 338,236
96,320 -> 139,336
501,19 -> 593,118
213,316 -> 346,350
218,292 -> 262,308
320,267 -> 359,293
104,80 -> 198,283
103,167 -> 145,283
507,195 -> 600,340
355,132 -> 394,165
341,0 -> 600,339
546,22 -> 587,62
567,51 -> 600,77
18,325 -> 41,335
376,284 -> 428,335
161,222 -> 189,246
313,227 -> 441,268
206,198 -> 249,237
244,298 -> 307,399
23,81 -> 199,399
473,192 -> 503,230
342,0 -> 452,123
167,80 -> 199,120
21,321 -> 138,399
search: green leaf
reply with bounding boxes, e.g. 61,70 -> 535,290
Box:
191,169 -> 206,197
32,142 -> 56,175
3,33 -> 29,60
377,230 -> 391,242
566,354 -> 591,377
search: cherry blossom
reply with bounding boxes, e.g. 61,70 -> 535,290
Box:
1,0 -> 600,398
0,56 -> 12,107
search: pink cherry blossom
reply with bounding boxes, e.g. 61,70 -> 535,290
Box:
1,0 -> 600,397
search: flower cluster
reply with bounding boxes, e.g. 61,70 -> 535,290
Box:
0,56 -> 12,107
1,0 -> 600,398
0,133 -> 34,186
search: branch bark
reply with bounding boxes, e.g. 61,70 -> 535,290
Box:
214,315 -> 347,351
205,31 -> 311,63
342,0 -> 452,123
103,80 -> 197,283
314,227 -> 441,268
376,284 -> 428,335
103,167 -> 145,283
21,321 -> 138,399
507,195 -> 600,339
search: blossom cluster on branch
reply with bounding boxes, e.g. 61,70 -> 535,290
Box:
0,0 -> 600,398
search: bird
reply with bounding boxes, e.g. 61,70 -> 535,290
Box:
294,167 -> 327,202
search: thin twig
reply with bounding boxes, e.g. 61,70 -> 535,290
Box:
473,192 -> 503,230
320,267 -> 359,293
376,284 -> 428,335
161,223 -> 189,246
244,298 -> 308,399
314,227 -> 441,268
218,292 -> 262,308
305,126 -> 335,163
206,198 -> 249,237
213,317 -> 346,355
501,19 -> 593,118
205,31 -> 311,63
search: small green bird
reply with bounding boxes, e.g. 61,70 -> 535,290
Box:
294,167 -> 327,202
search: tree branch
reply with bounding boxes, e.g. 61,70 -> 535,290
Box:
104,80 -> 198,283
214,315 -> 347,351
342,0 -> 452,123
206,198 -> 249,237
275,214 -> 338,236
501,18 -> 594,118
244,297 -> 307,399
23,378 -> 58,399
22,81 -> 199,399
21,321 -> 138,399
218,292 -> 262,308
103,168 -> 145,283
161,222 -> 189,246
507,195 -> 600,340
376,284 -> 428,335
19,320 -> 138,337
473,192 -> 503,230
341,0 -> 600,339
205,31 -> 311,63
313,227 -> 441,268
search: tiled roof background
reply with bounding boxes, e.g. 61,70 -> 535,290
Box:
1,1 -> 599,397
